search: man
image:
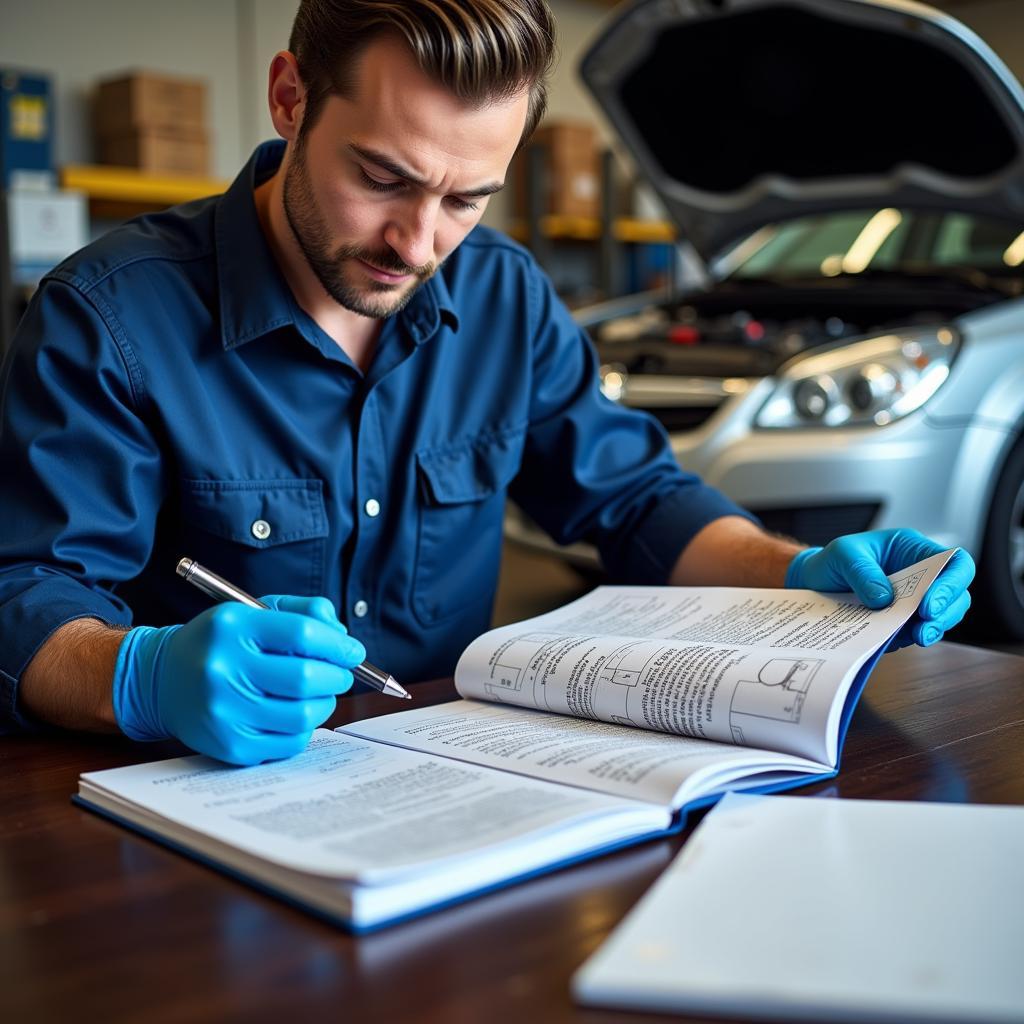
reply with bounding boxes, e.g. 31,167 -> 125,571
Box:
0,1 -> 972,765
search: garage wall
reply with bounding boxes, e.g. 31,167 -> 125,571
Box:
943,0 -> 1024,81
1,0 -> 1021,206
0,0 -> 610,184
0,0 -> 244,180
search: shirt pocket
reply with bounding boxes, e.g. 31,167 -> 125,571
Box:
178,478 -> 328,599
413,427 -> 526,627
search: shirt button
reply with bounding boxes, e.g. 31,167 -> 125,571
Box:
251,519 -> 271,540
353,600 -> 369,618
364,498 -> 381,518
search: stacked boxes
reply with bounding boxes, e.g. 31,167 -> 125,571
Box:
94,71 -> 209,176
515,119 -> 600,220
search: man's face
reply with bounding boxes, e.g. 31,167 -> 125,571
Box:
282,36 -> 530,319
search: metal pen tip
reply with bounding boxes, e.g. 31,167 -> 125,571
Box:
381,676 -> 412,700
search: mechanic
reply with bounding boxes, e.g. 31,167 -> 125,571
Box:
0,0 -> 973,765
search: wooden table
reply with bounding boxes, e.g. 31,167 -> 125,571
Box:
3,641 -> 1022,1023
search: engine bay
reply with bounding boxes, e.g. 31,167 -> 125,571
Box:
592,276 -> 1005,377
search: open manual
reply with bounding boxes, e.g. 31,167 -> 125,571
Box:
76,550 -> 951,932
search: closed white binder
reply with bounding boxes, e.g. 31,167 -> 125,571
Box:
574,793 -> 1024,1023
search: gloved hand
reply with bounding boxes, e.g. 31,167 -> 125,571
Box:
112,595 -> 366,765
785,528 -> 975,650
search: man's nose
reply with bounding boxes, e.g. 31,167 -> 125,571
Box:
384,199 -> 437,271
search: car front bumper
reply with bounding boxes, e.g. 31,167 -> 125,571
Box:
508,374 -> 999,566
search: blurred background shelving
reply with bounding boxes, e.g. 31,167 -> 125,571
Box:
508,216 -> 675,244
59,164 -> 228,219
2,0 -> 1022,351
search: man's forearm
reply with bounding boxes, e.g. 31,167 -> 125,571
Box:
20,618 -> 127,732
669,516 -> 805,588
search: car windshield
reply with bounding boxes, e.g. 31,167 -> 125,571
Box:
723,209 -> 1024,284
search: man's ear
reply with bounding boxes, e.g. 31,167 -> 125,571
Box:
267,51 -> 306,142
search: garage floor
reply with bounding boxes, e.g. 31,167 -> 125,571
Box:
493,542 -> 1024,658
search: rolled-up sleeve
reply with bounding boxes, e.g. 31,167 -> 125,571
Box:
0,277 -> 165,731
510,267 -> 756,585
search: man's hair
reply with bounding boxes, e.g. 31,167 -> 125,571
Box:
288,0 -> 556,147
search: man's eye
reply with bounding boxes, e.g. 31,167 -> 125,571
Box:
359,167 -> 479,211
359,168 -> 404,193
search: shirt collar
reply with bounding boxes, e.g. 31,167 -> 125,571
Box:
405,260 -> 460,345
215,141 -> 295,350
215,141 -> 459,352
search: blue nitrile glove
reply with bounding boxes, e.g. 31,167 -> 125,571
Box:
112,595 -> 366,765
784,528 -> 975,651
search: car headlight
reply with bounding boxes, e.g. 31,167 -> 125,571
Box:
755,327 -> 959,429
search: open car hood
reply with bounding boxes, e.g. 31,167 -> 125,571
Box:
580,0 -> 1024,260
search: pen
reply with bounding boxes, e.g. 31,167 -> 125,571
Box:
175,557 -> 411,700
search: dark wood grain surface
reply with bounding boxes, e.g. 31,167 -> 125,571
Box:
2,641 -> 1022,1023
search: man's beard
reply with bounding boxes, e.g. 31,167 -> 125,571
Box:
282,136 -> 437,320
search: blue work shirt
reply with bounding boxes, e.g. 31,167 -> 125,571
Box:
0,141 -> 750,730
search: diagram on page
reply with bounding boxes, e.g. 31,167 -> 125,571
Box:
484,632 -> 663,721
595,642 -> 663,725
484,632 -> 560,702
890,568 -> 926,600
481,631 -> 830,744
728,658 -> 824,744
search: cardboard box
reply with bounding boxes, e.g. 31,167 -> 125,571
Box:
95,71 -> 207,136
515,120 -> 600,220
99,128 -> 209,176
1,68 -> 54,189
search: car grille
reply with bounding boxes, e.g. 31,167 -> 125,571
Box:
607,372 -> 745,435
749,503 -> 882,547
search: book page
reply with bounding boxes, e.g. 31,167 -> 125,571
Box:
340,700 -> 829,810
454,552 -> 951,763
79,730 -> 669,885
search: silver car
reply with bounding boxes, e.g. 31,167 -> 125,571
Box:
507,0 -> 1024,638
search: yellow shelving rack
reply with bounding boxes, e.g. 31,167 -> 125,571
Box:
59,165 -> 229,218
